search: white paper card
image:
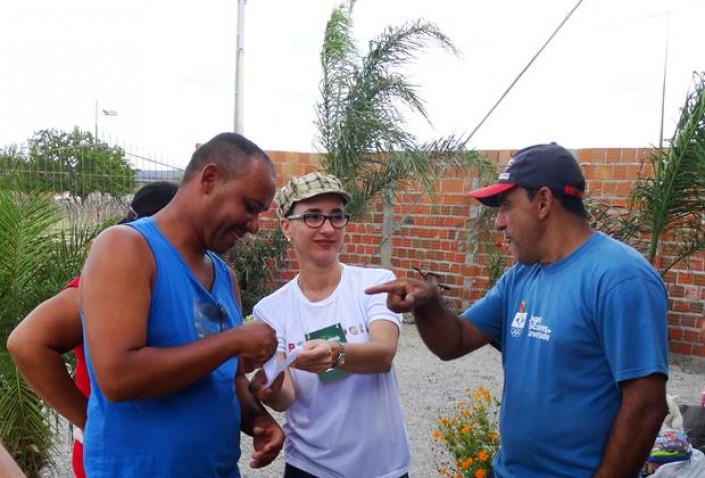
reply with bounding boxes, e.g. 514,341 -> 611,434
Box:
263,347 -> 301,389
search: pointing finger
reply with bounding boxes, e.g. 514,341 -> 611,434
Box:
365,280 -> 403,295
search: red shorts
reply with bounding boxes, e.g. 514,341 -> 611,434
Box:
72,439 -> 85,478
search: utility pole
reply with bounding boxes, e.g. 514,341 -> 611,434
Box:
234,0 -> 246,134
94,100 -> 99,142
658,12 -> 671,149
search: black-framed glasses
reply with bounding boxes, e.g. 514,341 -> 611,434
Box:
412,266 -> 452,295
194,301 -> 231,339
286,212 -> 350,229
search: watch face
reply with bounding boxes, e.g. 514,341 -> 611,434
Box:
338,345 -> 346,367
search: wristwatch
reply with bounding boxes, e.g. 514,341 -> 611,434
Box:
332,340 -> 346,369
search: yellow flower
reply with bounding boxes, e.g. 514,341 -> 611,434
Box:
478,451 -> 490,462
475,469 -> 486,478
461,424 -> 471,434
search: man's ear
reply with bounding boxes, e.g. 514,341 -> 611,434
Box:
199,163 -> 221,195
536,187 -> 554,220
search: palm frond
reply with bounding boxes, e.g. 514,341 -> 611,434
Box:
631,72 -> 705,267
315,2 -> 468,220
316,1 -> 359,155
0,351 -> 56,476
0,191 -> 64,338
0,190 -> 109,475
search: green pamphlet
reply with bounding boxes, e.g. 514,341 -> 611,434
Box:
305,323 -> 348,383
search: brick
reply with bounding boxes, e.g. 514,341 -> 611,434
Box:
619,149 -> 636,162
685,329 -> 701,342
672,342 -> 694,355
440,179 -> 466,194
669,328 -> 684,341
672,300 -> 689,313
678,272 -> 694,285
614,182 -> 633,197
606,149 -> 622,162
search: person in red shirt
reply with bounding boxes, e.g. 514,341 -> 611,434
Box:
7,181 -> 177,478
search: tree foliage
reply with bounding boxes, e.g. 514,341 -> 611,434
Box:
0,127 -> 136,197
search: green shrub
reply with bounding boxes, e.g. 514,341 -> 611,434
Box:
224,229 -> 289,316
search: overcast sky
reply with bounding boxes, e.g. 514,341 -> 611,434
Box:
1,0 -> 704,168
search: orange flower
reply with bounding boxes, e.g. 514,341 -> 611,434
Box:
432,430 -> 442,441
476,386 -> 491,402
459,457 -> 474,470
478,450 -> 490,462
489,432 -> 499,442
475,469 -> 486,478
461,424 -> 472,434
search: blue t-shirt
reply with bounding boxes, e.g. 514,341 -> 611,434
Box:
465,232 -> 668,478
83,217 -> 243,477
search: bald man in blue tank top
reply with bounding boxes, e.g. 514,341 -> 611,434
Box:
80,133 -> 283,477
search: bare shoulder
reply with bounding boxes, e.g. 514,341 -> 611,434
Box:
83,225 -> 155,280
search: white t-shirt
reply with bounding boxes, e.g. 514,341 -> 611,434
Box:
253,264 -> 411,478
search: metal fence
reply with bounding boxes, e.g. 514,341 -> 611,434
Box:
0,134 -> 184,199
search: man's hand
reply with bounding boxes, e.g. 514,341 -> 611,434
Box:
293,339 -> 336,373
594,374 -> 666,477
365,278 -> 439,313
249,414 -> 284,469
235,322 -> 278,368
249,368 -> 285,403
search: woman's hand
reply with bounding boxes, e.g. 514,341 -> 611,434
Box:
293,339 -> 337,373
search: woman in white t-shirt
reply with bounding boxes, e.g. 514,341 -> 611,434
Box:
251,172 -> 411,478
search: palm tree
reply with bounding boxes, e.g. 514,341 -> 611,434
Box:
630,72 -> 705,274
0,191 -> 106,476
315,1 -> 493,265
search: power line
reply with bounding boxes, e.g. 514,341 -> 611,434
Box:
375,0 -> 587,253
467,0 -> 585,141
658,12 -> 671,149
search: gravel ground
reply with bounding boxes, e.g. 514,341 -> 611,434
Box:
45,323 -> 704,477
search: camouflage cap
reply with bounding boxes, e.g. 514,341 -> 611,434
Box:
275,172 -> 351,218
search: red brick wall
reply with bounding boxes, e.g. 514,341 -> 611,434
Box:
262,148 -> 705,358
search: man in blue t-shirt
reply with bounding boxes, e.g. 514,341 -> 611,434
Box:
367,143 -> 668,478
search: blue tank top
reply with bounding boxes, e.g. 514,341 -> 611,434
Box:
83,217 -> 242,477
